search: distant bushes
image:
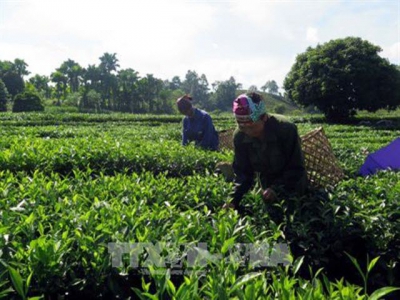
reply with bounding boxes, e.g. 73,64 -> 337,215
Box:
12,91 -> 44,112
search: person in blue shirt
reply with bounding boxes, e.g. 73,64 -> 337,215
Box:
177,95 -> 219,151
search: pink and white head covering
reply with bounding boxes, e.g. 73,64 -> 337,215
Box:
233,94 -> 266,122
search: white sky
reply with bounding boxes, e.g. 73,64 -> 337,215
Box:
0,0 -> 399,91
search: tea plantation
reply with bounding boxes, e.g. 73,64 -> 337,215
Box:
0,112 -> 399,299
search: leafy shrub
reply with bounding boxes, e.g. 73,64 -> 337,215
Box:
273,104 -> 286,114
79,89 -> 101,112
12,91 -> 44,112
64,92 -> 81,107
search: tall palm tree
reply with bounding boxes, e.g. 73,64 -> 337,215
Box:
29,74 -> 51,98
137,74 -> 163,113
99,53 -> 120,110
82,65 -> 101,90
59,59 -> 83,93
50,71 -> 68,104
99,53 -> 119,74
117,68 -> 140,112
12,58 -> 30,78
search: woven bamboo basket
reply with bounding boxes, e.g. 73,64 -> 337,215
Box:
218,128 -> 236,151
300,127 -> 344,188
218,127 -> 344,188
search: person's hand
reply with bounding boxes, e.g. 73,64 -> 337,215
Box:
222,202 -> 236,210
262,188 -> 277,203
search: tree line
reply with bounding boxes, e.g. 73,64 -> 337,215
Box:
1,36 -> 399,122
0,54 -> 280,114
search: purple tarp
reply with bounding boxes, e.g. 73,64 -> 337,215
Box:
359,137 -> 400,176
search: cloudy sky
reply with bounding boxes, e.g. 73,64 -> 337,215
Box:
0,0 -> 399,91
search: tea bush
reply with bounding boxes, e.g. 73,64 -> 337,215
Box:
1,111 -> 399,299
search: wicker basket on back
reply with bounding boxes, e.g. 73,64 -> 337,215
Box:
218,127 -> 344,188
219,128 -> 236,151
300,127 -> 344,188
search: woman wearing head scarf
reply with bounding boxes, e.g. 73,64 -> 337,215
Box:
176,95 -> 219,151
225,92 -> 308,211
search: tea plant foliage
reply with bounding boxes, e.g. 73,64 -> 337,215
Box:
0,111 -> 400,299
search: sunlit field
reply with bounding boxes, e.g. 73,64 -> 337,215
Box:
1,111 -> 399,299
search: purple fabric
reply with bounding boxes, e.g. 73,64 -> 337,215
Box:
233,94 -> 251,116
359,137 -> 400,176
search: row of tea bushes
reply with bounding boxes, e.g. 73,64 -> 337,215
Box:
0,133 -> 231,176
0,111 -> 236,128
1,120 -> 399,178
0,112 -> 183,126
1,168 -> 399,298
0,123 -> 182,143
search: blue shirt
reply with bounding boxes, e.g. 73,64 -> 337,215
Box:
182,108 -> 219,151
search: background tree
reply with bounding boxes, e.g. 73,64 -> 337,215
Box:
247,85 -> 258,93
50,71 -> 68,104
1,72 -> 25,97
116,68 -> 140,112
58,59 -> 83,93
168,76 -> 182,90
0,60 -> 25,97
137,74 -> 164,113
11,59 -> 30,78
82,65 -> 101,92
0,79 -> 9,111
29,75 -> 51,98
284,37 -> 400,122
80,89 -> 102,112
261,80 -> 279,94
198,74 -> 210,105
99,52 -> 119,110
182,70 -> 209,107
211,77 -> 241,111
